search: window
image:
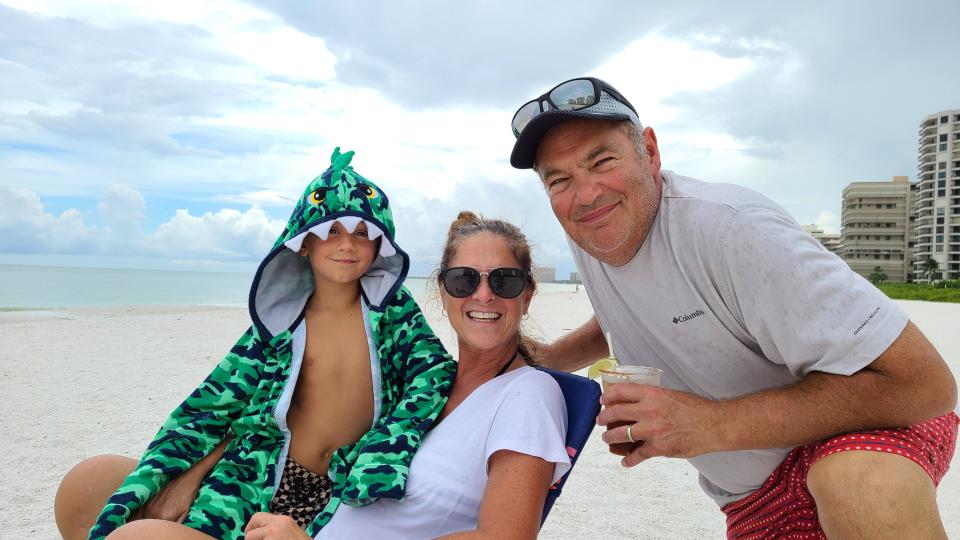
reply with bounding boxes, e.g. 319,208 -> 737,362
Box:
942,116 -> 949,123
937,245 -> 944,252
936,235 -> 944,243
937,226 -> 944,233
939,190 -> 947,196
939,162 -> 947,169
941,143 -> 949,151
938,207 -> 945,215
939,172 -> 947,180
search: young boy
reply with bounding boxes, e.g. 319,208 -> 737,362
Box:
81,148 -> 457,539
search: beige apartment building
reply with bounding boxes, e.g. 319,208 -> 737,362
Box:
913,109 -> 960,280
801,224 -> 842,256
841,176 -> 914,282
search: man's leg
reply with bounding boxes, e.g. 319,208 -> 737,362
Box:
807,450 -> 946,539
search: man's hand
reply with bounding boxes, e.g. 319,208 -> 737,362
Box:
597,383 -> 719,467
244,513 -> 312,540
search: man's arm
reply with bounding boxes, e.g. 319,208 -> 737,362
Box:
600,321 -> 958,465
527,315 -> 609,372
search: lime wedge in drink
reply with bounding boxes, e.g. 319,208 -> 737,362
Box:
587,357 -> 617,380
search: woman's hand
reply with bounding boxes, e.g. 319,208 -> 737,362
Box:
244,513 -> 312,540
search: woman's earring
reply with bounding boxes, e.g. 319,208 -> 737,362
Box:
441,308 -> 448,318
522,313 -> 529,321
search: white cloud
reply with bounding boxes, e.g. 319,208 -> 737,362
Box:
592,33 -> 756,127
0,186 -> 284,261
214,189 -> 297,207
0,186 -> 101,253
151,206 -> 284,260
816,210 -> 839,235
97,184 -> 146,229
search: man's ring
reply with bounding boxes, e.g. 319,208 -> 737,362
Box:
626,424 -> 635,443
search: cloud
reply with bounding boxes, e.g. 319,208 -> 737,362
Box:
0,186 -> 102,254
816,210 -> 839,235
0,185 -> 284,261
151,206 -> 283,260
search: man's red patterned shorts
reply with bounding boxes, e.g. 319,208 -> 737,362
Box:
722,412 -> 959,539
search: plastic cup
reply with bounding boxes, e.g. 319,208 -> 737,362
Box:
600,364 -> 662,455
599,365 -> 662,391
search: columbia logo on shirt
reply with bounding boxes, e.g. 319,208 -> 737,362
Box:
672,309 -> 705,325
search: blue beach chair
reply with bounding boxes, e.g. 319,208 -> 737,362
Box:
536,366 -> 602,526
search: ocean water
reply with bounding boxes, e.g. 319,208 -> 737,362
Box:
0,265 -> 575,309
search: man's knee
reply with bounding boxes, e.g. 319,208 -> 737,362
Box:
807,450 -> 943,537
807,450 -> 934,503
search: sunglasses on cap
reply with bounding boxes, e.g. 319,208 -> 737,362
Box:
511,77 -> 639,138
440,267 -> 529,299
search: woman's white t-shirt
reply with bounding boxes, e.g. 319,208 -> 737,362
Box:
315,366 -> 571,539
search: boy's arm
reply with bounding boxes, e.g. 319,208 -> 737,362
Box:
88,326 -> 261,539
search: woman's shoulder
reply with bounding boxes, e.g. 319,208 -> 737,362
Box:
499,367 -> 564,402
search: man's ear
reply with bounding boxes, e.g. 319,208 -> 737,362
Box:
643,126 -> 662,178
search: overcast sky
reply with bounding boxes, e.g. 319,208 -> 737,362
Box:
2,0 -> 958,278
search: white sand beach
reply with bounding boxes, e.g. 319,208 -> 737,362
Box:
2,292 -> 958,539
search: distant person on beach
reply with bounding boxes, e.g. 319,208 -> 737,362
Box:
510,77 -> 959,538
244,212 -> 570,539
55,148 -> 458,539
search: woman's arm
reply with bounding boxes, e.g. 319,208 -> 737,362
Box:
438,450 -> 554,540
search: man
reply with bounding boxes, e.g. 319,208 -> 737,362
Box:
510,77 -> 958,539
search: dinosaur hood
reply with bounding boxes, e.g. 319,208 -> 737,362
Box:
250,147 -> 409,338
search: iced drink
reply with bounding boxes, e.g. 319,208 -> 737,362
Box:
599,364 -> 662,455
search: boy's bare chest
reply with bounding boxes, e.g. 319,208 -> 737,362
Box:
299,312 -> 372,387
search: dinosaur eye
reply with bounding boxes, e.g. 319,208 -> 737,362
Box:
308,189 -> 326,205
360,185 -> 378,199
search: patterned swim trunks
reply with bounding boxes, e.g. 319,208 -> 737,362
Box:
269,455 -> 334,529
723,412 -> 959,539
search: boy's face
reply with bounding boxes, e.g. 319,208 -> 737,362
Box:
302,221 -> 377,285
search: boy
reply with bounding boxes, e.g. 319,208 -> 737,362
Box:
79,148 -> 457,539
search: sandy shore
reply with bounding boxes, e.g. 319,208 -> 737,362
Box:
2,293 -> 958,539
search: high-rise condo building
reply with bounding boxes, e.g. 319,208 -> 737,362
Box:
841,176 -> 914,282
914,110 -> 960,280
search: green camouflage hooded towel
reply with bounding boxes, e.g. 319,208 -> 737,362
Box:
89,148 -> 457,539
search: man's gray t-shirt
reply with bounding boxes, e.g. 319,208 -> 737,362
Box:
569,171 -> 908,507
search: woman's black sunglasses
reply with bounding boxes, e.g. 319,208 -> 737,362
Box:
440,267 -> 529,299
